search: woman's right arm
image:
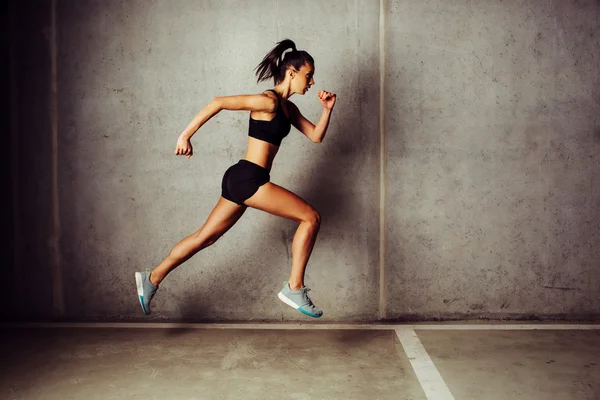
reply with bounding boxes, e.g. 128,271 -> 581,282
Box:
179,94 -> 277,140
175,93 -> 277,158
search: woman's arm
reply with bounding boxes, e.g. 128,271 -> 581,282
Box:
288,90 -> 336,143
180,94 -> 277,140
175,93 -> 277,158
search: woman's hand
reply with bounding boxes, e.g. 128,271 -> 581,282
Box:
318,90 -> 336,110
175,135 -> 193,158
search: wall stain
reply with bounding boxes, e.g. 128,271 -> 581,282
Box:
542,286 -> 581,291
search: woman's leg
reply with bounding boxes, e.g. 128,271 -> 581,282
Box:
243,182 -> 321,290
150,197 -> 247,286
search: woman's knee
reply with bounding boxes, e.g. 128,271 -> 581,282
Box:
303,208 -> 321,229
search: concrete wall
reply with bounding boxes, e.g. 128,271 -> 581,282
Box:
3,1 -> 19,321
56,0 -> 380,321
6,0 -> 599,322
385,0 -> 600,320
7,0 -> 56,321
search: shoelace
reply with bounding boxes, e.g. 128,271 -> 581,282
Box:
283,282 -> 315,306
300,287 -> 314,306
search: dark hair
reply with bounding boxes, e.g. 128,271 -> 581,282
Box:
254,39 -> 314,85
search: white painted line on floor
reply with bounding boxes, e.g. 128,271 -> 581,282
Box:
0,322 -> 599,330
396,328 -> 455,400
411,324 -> 600,330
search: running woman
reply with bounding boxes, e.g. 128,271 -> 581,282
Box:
135,39 -> 336,318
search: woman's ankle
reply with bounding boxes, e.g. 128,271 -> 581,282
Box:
150,271 -> 161,286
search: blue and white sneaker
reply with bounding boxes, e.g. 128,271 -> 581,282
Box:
135,269 -> 158,315
277,282 -> 323,318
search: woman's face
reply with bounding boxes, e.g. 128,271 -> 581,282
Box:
291,62 -> 315,95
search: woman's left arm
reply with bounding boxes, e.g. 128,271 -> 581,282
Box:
288,90 -> 336,143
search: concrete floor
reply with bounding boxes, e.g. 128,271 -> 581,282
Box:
0,326 -> 599,399
417,330 -> 600,400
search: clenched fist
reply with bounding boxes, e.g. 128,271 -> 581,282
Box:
318,90 -> 336,110
175,135 -> 193,158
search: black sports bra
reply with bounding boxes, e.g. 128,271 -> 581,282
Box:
248,89 -> 291,146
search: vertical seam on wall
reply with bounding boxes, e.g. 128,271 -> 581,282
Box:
276,0 -> 279,39
592,0 -> 599,309
378,0 -> 387,320
9,2 -> 22,317
50,0 -> 64,317
546,3 -> 558,309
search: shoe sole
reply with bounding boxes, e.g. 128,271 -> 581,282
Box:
134,272 -> 149,315
277,292 -> 322,318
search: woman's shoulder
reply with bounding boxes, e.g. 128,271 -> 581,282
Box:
261,89 -> 278,100
261,90 -> 279,111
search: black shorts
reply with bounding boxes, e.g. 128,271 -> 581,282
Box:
221,159 -> 270,205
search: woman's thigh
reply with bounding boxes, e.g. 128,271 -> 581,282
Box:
197,197 -> 247,240
242,182 -> 317,223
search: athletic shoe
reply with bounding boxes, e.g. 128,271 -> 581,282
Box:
135,269 -> 158,315
277,282 -> 323,318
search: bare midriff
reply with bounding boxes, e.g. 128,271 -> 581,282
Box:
243,136 -> 280,172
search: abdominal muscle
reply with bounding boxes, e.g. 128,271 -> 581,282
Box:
243,136 -> 279,172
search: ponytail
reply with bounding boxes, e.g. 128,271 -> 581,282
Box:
254,39 -> 314,85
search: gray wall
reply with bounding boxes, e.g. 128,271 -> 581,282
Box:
7,0 -> 56,321
7,0 -> 599,322
385,0 -> 600,320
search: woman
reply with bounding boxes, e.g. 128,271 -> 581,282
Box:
135,39 -> 336,318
